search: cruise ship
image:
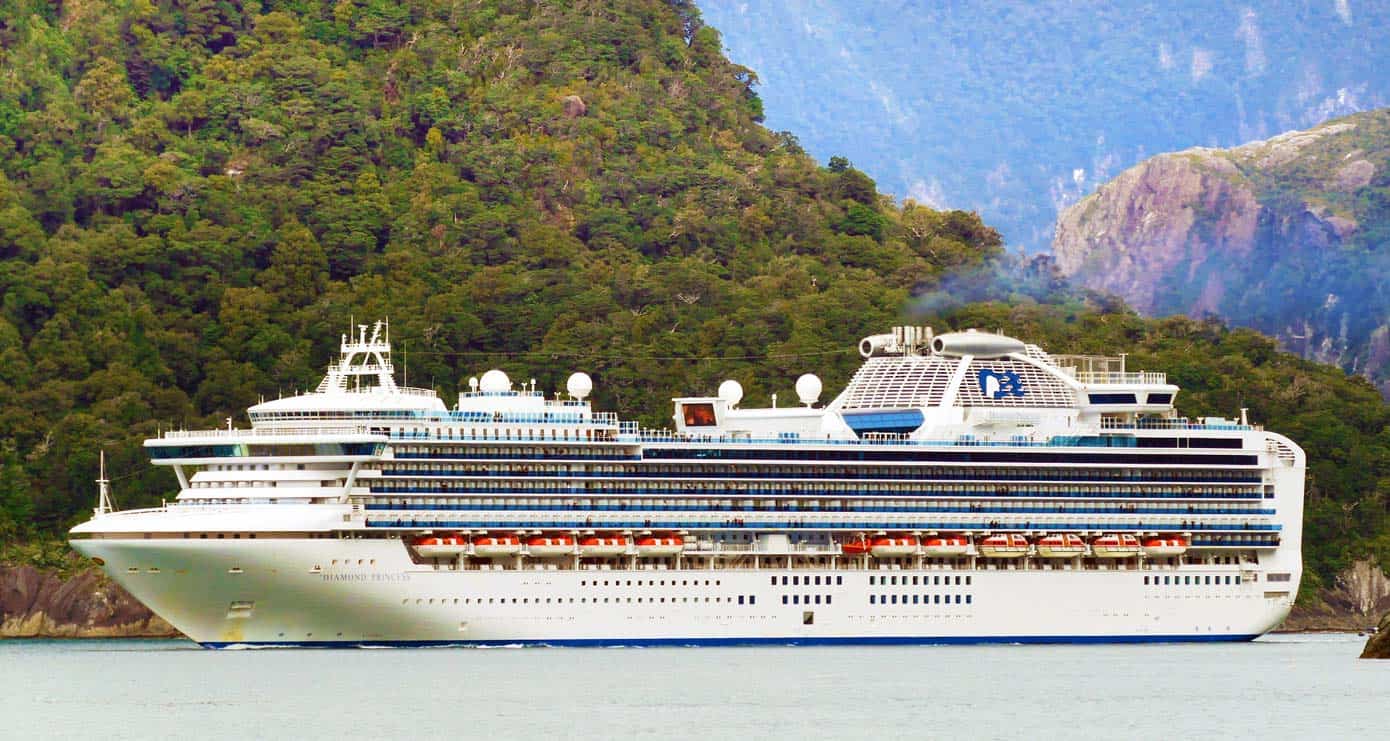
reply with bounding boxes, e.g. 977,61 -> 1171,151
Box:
70,322 -> 1305,647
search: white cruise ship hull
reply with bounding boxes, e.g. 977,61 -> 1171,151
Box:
72,537 -> 1293,647
68,324 -> 1307,649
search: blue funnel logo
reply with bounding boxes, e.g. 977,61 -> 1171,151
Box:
978,369 -> 1026,399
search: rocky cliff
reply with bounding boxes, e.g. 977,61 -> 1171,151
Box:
1054,109 -> 1390,394
1362,612 -> 1390,658
1282,558 -> 1390,631
0,564 -> 176,638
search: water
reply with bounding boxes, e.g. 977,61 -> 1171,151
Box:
2,634 -> 1385,740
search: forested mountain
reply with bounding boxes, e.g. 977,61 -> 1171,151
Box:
0,0 -> 1002,535
700,0 -> 1390,250
0,0 -> 1386,611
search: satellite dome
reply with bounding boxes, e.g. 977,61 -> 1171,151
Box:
479,369 -> 511,393
566,372 -> 593,400
795,373 -> 822,406
718,379 -> 744,407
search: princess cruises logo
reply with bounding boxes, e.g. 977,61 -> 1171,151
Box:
978,369 -> 1026,399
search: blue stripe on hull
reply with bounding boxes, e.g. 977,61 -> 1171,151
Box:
201,633 -> 1262,649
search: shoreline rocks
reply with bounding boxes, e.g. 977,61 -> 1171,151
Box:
1,564 -> 179,639
1360,612 -> 1390,658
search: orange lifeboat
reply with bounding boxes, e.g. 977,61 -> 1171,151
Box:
412,533 -> 467,559
1142,536 -> 1189,558
472,534 -> 523,558
921,534 -> 970,557
526,534 -> 575,558
1091,533 -> 1141,558
1035,533 -> 1087,558
869,534 -> 919,558
840,536 -> 872,556
578,534 -> 627,557
977,533 -> 1030,558
634,533 -> 683,557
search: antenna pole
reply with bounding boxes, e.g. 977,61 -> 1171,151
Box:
95,451 -> 113,516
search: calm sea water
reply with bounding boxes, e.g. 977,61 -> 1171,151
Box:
1,634 -> 1385,740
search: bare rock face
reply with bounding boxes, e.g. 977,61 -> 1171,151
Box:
1053,150 -> 1260,316
1053,110 -> 1390,395
1281,558 -> 1390,631
562,94 -> 587,118
0,565 -> 178,638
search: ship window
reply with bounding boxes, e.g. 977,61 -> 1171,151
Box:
783,595 -> 789,605
1144,576 -> 1149,585
955,595 -> 961,604
782,576 -> 789,585
966,595 -> 972,604
869,595 -> 875,605
837,576 -> 843,585
750,596 -> 756,605
826,595 -> 832,605
965,576 -> 972,585
934,595 -> 941,604
738,596 -> 745,605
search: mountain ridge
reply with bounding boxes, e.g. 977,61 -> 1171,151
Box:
1053,107 -> 1390,394
701,0 -> 1390,249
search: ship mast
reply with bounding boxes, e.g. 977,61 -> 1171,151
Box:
94,450 -> 114,516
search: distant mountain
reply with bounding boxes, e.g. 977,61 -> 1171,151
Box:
700,0 -> 1390,249
1053,108 -> 1390,394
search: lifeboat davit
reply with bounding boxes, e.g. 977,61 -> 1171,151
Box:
578,534 -> 627,557
526,534 -> 575,558
870,534 -> 919,558
1035,533 -> 1087,558
977,533 -> 1030,558
840,536 -> 872,556
412,533 -> 467,559
471,534 -> 523,558
634,534 -> 683,557
1091,533 -> 1141,558
1142,536 -> 1189,558
921,535 -> 970,557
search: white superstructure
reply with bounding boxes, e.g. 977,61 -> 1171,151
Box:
70,322 -> 1305,647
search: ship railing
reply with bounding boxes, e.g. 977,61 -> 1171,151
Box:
1100,418 -> 1260,431
250,409 -> 618,427
161,425 -> 377,439
1073,371 -> 1168,385
679,542 -> 843,555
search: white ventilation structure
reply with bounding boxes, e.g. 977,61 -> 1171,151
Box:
838,344 -> 1077,410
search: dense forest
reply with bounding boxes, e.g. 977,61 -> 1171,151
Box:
0,0 -> 1386,604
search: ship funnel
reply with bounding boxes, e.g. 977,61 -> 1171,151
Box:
859,334 -> 897,358
931,330 -> 1026,358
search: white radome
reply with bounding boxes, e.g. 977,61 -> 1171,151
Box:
566,372 -> 593,400
795,373 -> 822,406
718,379 -> 743,407
479,369 -> 511,393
